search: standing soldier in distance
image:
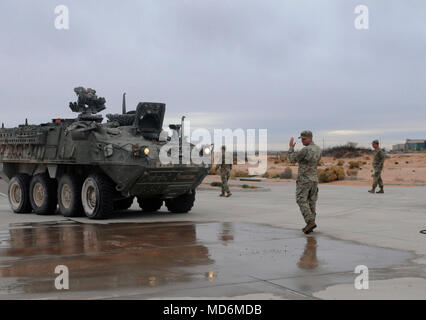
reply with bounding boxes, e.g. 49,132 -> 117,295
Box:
217,145 -> 232,197
369,139 -> 385,194
288,131 -> 322,234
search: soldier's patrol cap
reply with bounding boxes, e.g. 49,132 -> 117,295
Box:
298,130 -> 313,139
372,139 -> 379,145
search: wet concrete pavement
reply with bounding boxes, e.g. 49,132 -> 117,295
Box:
0,180 -> 425,299
0,220 -> 418,299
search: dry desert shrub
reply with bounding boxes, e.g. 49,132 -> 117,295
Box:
346,168 -> 359,177
318,166 -> 345,183
262,170 -> 280,179
231,169 -> 249,179
349,161 -> 361,169
337,160 -> 345,166
279,155 -> 290,164
280,167 -> 293,179
262,171 -> 272,178
242,184 -> 259,189
210,182 -> 222,187
272,155 -> 289,165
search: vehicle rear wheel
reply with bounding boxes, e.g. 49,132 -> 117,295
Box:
8,174 -> 32,213
137,197 -> 163,212
29,174 -> 57,215
165,191 -> 195,213
81,173 -> 114,219
58,174 -> 84,217
114,197 -> 134,211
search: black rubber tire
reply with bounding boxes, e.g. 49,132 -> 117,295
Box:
81,173 -> 114,220
29,174 -> 58,215
57,174 -> 84,217
165,192 -> 195,214
114,197 -> 134,211
137,197 -> 163,212
8,174 -> 32,214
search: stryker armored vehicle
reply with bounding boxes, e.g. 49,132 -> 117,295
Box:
0,87 -> 212,219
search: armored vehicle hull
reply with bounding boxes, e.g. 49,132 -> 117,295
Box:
0,88 -> 211,219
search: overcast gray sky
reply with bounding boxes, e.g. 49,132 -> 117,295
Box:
0,0 -> 425,150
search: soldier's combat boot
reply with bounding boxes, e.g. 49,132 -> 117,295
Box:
226,192 -> 232,198
303,221 -> 317,234
219,193 -> 225,197
376,187 -> 384,194
368,188 -> 375,193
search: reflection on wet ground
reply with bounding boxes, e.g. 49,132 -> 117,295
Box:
298,237 -> 318,270
0,221 -> 415,299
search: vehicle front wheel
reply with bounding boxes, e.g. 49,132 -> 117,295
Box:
8,174 -> 32,213
29,174 -> 57,215
165,192 -> 195,213
81,174 -> 114,219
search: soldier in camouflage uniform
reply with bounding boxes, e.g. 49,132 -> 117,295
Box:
217,145 -> 232,197
288,131 -> 322,234
369,139 -> 385,194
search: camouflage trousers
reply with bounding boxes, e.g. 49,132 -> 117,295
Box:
221,169 -> 231,194
296,181 -> 319,224
372,168 -> 384,188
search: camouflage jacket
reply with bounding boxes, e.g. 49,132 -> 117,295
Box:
216,153 -> 232,172
373,148 -> 385,170
288,142 -> 322,183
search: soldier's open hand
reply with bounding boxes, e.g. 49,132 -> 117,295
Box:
289,137 -> 296,148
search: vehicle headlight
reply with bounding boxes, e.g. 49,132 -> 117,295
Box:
143,147 -> 150,155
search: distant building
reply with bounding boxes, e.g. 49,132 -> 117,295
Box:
406,139 -> 426,151
392,139 -> 426,152
392,144 -> 406,152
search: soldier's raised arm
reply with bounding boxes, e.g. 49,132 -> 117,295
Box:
287,137 -> 308,163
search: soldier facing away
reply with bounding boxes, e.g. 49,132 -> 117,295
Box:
369,139 -> 385,194
216,145 -> 232,197
288,131 -> 322,234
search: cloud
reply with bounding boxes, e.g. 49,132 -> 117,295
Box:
326,130 -> 375,136
0,0 -> 425,151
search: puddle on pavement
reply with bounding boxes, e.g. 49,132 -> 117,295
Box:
0,221 -> 415,296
